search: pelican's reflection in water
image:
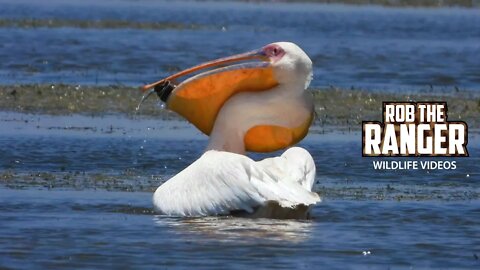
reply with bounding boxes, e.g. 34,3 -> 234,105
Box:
153,215 -> 315,243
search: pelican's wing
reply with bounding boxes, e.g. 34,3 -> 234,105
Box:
257,147 -> 317,191
153,149 -> 320,216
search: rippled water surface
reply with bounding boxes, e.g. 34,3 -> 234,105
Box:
1,113 -> 479,269
1,0 -> 480,268
0,0 -> 479,91
2,189 -> 479,269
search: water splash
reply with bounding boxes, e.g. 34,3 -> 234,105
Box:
135,88 -> 157,112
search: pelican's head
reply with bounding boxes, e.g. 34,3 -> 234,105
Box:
142,41 -> 313,94
262,42 -> 313,89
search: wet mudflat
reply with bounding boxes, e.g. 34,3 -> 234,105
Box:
1,84 -> 479,130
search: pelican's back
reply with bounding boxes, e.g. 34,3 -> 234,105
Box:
153,147 -> 319,218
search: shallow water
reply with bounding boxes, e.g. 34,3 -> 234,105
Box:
1,113 -> 479,269
1,0 -> 480,268
0,0 -> 479,91
1,189 -> 479,269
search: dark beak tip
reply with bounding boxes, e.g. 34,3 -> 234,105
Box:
154,81 -> 176,102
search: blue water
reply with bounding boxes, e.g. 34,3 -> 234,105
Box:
1,113 -> 479,269
0,0 -> 479,91
1,188 -> 479,269
1,0 -> 480,268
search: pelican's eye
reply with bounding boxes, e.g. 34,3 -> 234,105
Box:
263,44 -> 285,61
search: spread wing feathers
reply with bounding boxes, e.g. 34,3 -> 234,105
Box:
153,147 -> 320,216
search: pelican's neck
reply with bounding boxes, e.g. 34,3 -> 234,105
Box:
206,120 -> 246,155
205,81 -> 307,155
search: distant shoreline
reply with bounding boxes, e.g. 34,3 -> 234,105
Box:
240,0 -> 480,8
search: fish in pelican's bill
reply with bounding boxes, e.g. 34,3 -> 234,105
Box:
144,42 -> 320,218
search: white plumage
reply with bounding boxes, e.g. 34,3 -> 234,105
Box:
153,147 -> 320,218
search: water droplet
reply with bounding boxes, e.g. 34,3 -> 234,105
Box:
362,251 -> 371,256
466,174 -> 470,178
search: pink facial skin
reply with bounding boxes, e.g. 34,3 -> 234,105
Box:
262,44 -> 286,63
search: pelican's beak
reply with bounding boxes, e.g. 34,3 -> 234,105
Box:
141,49 -> 269,92
141,48 -> 279,137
